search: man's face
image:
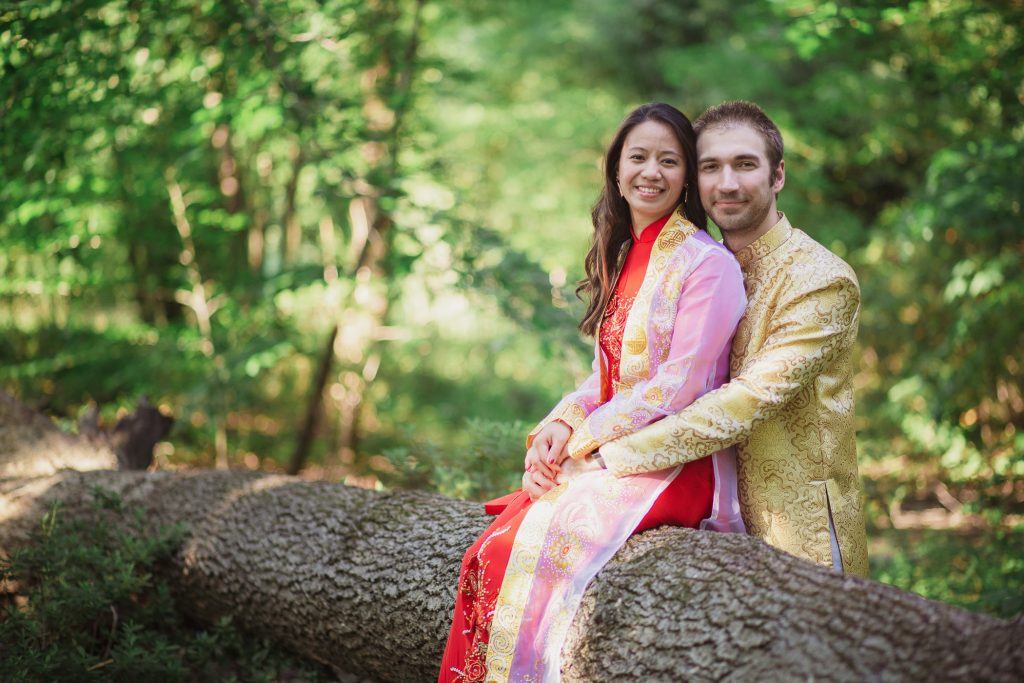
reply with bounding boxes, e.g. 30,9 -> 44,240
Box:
697,123 -> 785,249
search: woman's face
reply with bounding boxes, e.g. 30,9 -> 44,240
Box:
616,120 -> 686,230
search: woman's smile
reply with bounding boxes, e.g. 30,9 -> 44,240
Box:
617,119 -> 686,228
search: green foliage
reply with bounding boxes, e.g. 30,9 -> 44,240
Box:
0,0 -> 578,472
1,0 -> 1022,620
380,418 -> 529,501
871,527 -> 1024,619
0,488 -> 331,682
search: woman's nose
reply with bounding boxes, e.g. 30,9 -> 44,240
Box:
641,159 -> 661,177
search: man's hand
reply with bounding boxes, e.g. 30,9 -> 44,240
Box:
554,453 -> 605,485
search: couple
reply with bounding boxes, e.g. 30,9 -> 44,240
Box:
439,101 -> 869,683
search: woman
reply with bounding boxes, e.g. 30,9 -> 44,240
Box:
439,103 -> 747,683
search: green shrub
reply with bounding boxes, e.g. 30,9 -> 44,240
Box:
0,488 -> 331,682
379,418 -> 528,501
870,526 -> 1024,618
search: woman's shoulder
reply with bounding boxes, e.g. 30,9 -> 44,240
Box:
690,228 -> 732,251
678,228 -> 741,271
654,215 -> 741,279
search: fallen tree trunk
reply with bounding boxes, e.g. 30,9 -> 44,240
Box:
1,469 -> 1021,683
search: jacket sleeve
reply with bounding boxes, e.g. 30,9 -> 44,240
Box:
599,274 -> 860,476
565,248 -> 747,459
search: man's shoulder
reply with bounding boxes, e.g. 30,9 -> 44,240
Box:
786,227 -> 859,290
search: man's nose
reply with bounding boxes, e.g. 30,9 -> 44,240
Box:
719,166 -> 740,191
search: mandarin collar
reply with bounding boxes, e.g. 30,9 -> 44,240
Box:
734,213 -> 793,268
632,212 -> 673,244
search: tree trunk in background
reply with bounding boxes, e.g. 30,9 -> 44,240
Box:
288,324 -> 339,475
0,391 -> 117,476
330,0 -> 426,465
282,142 -> 304,266
1,467 -> 1020,683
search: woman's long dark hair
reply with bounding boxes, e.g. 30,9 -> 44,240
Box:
577,102 -> 706,336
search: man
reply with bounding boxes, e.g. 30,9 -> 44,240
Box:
546,101 -> 868,575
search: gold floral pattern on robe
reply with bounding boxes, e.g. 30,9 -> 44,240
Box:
598,290 -> 636,386
598,215 -> 869,576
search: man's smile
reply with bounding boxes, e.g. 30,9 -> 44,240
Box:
714,196 -> 747,208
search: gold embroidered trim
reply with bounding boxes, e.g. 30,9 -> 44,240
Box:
483,487 -> 565,682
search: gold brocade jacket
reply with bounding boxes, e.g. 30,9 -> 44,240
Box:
598,215 -> 869,576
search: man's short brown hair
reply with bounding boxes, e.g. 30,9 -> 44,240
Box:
694,101 -> 784,181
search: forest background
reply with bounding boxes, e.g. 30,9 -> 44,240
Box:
1,0 -> 1022,623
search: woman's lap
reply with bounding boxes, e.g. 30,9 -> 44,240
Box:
634,455 -> 714,532
473,455 -> 714,566
441,456 -> 715,682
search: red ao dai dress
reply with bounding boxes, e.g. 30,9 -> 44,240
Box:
439,209 -> 747,683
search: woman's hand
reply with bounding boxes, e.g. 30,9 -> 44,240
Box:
522,421 -> 572,501
523,468 -> 557,501
524,421 -> 571,478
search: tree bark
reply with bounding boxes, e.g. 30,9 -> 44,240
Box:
1,467 -> 1020,683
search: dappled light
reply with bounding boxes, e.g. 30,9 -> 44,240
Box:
1,0 -> 1021,626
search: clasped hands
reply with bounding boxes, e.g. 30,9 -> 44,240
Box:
522,421 -> 604,501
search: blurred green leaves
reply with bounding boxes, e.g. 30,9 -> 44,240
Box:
1,0 -> 1022,614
